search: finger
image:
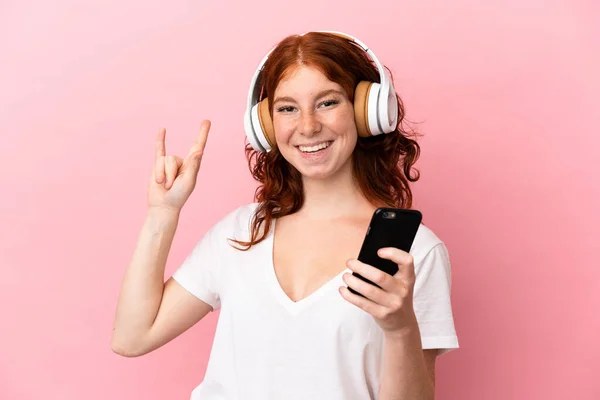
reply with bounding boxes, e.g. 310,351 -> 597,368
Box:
155,128 -> 166,160
155,156 -> 165,184
346,258 -> 397,292
164,155 -> 178,189
377,248 -> 415,279
184,120 -> 211,177
339,286 -> 387,318
342,272 -> 394,307
154,128 -> 166,184
187,120 -> 211,158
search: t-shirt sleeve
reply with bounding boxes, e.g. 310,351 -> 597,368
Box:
171,223 -> 223,311
413,242 -> 459,356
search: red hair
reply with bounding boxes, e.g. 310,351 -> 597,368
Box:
232,32 -> 421,250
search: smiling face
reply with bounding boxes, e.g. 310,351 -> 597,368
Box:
271,64 -> 358,182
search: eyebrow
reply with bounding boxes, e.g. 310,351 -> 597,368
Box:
272,88 -> 345,106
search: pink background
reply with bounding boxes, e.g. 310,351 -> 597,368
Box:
1,0 -> 598,399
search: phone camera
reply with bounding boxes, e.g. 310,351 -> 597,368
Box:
383,211 -> 396,219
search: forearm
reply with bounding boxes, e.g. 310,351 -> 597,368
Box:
111,207 -> 180,352
378,320 -> 434,400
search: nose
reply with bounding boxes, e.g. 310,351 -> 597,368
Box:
298,110 -> 322,137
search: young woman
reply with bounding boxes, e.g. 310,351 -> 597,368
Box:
112,31 -> 459,400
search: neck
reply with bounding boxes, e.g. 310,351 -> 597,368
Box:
298,163 -> 375,221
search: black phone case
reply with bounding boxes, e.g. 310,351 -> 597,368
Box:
349,208 -> 423,296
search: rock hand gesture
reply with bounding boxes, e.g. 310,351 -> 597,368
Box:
148,120 -> 211,212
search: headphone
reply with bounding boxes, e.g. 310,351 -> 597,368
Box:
243,30 -> 399,152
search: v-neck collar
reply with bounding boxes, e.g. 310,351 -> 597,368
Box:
264,218 -> 351,316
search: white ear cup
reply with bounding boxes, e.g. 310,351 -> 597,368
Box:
366,75 -> 398,135
378,72 -> 398,133
366,82 -> 383,135
244,103 -> 265,152
386,87 -> 399,130
244,50 -> 271,152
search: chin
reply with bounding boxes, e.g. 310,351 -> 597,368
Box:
297,168 -> 335,181
294,160 -> 353,182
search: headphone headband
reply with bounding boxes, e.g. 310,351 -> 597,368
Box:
244,30 -> 397,152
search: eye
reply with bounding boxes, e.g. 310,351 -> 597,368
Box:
320,99 -> 339,108
276,105 -> 295,113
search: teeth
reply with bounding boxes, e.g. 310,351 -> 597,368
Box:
299,141 -> 330,153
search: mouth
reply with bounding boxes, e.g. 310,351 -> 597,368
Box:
296,141 -> 333,154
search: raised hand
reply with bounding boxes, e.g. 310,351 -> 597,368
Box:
147,120 -> 211,212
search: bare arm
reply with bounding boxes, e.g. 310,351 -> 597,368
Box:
378,327 -> 436,400
111,121 -> 212,357
110,208 -> 213,357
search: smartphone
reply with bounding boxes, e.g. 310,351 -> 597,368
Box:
348,207 -> 423,297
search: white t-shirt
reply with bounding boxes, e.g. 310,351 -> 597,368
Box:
172,203 -> 459,400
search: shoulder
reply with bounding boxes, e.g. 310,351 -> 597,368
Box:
411,223 -> 448,267
207,202 -> 260,240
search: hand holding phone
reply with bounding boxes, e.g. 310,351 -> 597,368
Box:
348,208 -> 422,296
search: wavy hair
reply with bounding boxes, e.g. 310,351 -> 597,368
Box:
231,32 -> 421,250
